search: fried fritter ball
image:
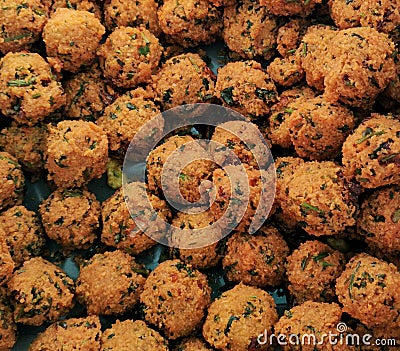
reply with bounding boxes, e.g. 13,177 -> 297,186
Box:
174,338 -> 214,351
0,0 -> 48,54
98,26 -> 162,89
158,0 -> 222,48
279,161 -> 357,236
50,0 -> 101,19
286,240 -> 346,303
0,205 -> 44,265
76,250 -> 146,316
336,253 -> 400,336
215,60 -> 277,120
101,183 -> 171,255
203,283 -> 277,351
342,114 -> 400,189
277,18 -> 309,57
43,8 -> 105,73
29,315 -> 102,351
63,64 -> 116,121
0,123 -> 47,174
140,259 -> 211,339
104,0 -> 161,35
357,185 -> 400,254
101,320 -> 169,351
223,225 -> 289,287
39,188 -> 101,249
97,88 -> 161,156
153,53 -> 215,110
0,152 -> 24,211
223,0 -> 278,60
0,289 -> 16,350
0,233 -> 14,285
45,120 -> 108,188
260,0 -> 323,17
0,52 -> 65,125
8,257 -> 75,326
267,55 -> 304,87
288,95 -> 355,160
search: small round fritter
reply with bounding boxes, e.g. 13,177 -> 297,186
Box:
0,152 -> 24,211
147,135 -> 216,205
39,188 -> 101,249
158,0 -> 222,48
267,85 -> 316,149
0,205 -> 44,266
203,283 -> 277,351
286,240 -> 346,303
280,161 -> 357,236
42,8 -> 105,73
97,88 -> 161,155
98,26 -> 162,89
101,320 -> 168,351
0,52 -> 65,125
29,315 -> 102,351
8,257 -> 75,326
153,53 -> 215,110
222,225 -> 289,287
336,253 -> 400,334
104,0 -> 161,35
342,114 -> 400,189
267,55 -> 304,87
274,301 -> 346,351
277,18 -> 309,57
101,184 -> 171,255
140,259 -> 211,339
0,122 -> 47,174
215,60 -> 277,120
358,185 -> 400,253
170,210 -> 222,270
288,95 -> 355,160
260,0 -> 323,16
45,120 -> 108,188
329,0 -> 400,35
174,337 -> 213,351
223,0 -> 278,60
0,289 -> 17,351
0,233 -> 14,285
63,64 -> 116,121
0,0 -> 48,54
50,0 -> 101,19
76,250 -> 146,316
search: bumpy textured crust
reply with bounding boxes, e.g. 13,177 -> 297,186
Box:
277,18 -> 309,57
0,205 -> 44,265
358,185 -> 400,253
0,123 -> 47,174
45,120 -> 108,188
101,183 -> 171,255
215,60 -> 277,120
29,315 -> 102,351
0,232 -> 14,286
63,64 -> 116,121
8,257 -> 75,326
0,0 -> 48,54
153,53 -> 215,110
203,283 -> 277,351
104,0 -> 161,35
267,55 -> 304,87
260,0 -> 323,17
223,225 -> 289,287
280,161 -> 357,236
287,95 -> 355,160
98,26 -> 162,89
174,337 -> 214,351
158,0 -> 222,47
0,152 -> 24,211
0,289 -> 17,351
336,253 -> 400,337
286,240 -> 345,303
223,0 -> 278,60
101,320 -> 168,351
42,8 -> 105,73
342,114 -> 400,189
0,52 -> 65,125
76,250 -> 146,316
50,0 -> 101,19
39,188 -> 101,249
140,259 -> 211,339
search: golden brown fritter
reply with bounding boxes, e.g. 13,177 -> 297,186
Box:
0,152 -> 24,211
